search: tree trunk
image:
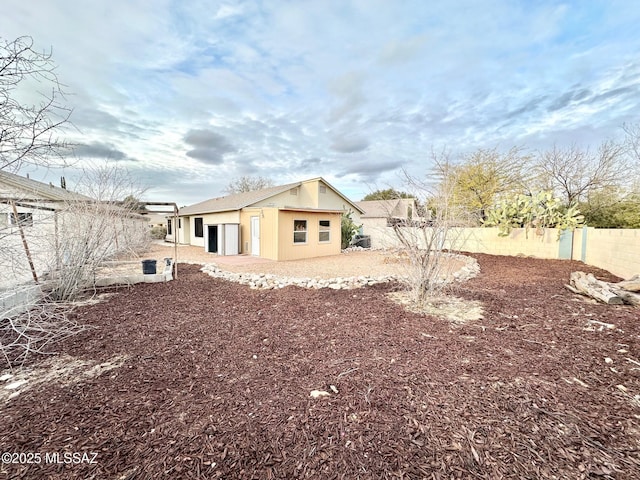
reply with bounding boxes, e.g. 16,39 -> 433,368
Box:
568,271 -> 623,305
617,274 -> 640,292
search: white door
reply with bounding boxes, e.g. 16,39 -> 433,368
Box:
250,216 -> 260,256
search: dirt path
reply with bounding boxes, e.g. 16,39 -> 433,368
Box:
1,254 -> 639,479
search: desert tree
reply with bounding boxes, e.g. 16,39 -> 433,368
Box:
0,36 -> 72,172
224,175 -> 274,194
362,188 -> 414,201
433,146 -> 528,224
579,183 -> 640,228
531,140 -> 628,207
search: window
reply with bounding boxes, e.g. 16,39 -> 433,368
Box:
167,219 -> 172,235
293,220 -> 307,243
195,217 -> 204,238
319,220 -> 330,242
290,188 -> 298,196
10,212 -> 33,227
178,218 -> 182,229
319,185 -> 327,194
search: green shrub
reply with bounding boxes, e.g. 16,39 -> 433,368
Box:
341,211 -> 361,249
151,226 -> 167,239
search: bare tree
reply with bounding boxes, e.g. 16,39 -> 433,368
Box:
0,36 -> 72,172
531,141 -> 628,206
623,122 -> 640,164
224,175 -> 274,194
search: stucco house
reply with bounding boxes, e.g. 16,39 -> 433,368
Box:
168,177 -> 364,261
0,170 -> 93,288
0,170 -> 148,290
355,198 -> 420,248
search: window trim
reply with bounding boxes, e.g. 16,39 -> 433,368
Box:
293,219 -> 307,244
194,217 -> 204,238
318,219 -> 331,243
9,212 -> 33,227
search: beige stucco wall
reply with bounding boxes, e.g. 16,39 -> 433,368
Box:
450,228 -> 562,257
250,180 -> 360,221
581,228 -> 640,279
0,204 -> 57,288
178,216 -> 191,244
365,225 -> 562,257
298,182 -> 318,207
360,218 -> 393,248
239,208 -> 280,259
277,210 -> 341,261
252,189 -> 301,208
182,211 -> 240,247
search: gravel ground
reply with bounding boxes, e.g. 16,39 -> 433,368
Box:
136,242 -> 467,280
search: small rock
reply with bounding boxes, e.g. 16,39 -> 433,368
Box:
310,390 -> 331,399
330,385 -> 339,394
5,379 -> 28,390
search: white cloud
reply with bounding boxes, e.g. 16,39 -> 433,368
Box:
3,0 -> 640,204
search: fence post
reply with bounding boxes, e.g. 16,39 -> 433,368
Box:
580,226 -> 588,263
558,229 -> 574,260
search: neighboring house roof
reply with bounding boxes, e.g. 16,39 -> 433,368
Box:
180,177 -> 364,216
0,170 -> 92,202
356,199 -> 405,218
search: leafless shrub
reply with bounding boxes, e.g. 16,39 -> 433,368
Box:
0,302 -> 87,369
0,163 -> 149,368
393,158 -> 469,304
45,164 -> 150,302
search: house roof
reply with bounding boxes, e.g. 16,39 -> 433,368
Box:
355,199 -> 404,218
179,177 -> 364,216
179,181 -> 301,215
0,170 -> 92,202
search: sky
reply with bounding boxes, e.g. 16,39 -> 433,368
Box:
4,0 -> 640,207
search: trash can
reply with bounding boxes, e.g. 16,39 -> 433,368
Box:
352,235 -> 371,248
141,259 -> 157,274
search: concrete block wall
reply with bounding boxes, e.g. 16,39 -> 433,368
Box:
581,228 -> 640,279
364,224 -> 639,279
449,228 -> 560,258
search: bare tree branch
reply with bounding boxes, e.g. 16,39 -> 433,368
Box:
224,176 -> 274,194
1,36 -> 72,172
532,141 -> 628,206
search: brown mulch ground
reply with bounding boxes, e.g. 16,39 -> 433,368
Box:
1,253 -> 640,479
